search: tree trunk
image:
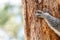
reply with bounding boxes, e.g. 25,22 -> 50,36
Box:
22,0 -> 60,40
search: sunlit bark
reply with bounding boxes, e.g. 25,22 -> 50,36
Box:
23,0 -> 60,40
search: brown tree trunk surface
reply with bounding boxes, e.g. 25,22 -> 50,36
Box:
22,0 -> 60,40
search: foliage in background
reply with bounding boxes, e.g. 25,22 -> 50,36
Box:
0,4 -> 9,25
0,3 -> 24,40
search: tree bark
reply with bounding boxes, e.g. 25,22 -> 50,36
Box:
22,0 -> 60,40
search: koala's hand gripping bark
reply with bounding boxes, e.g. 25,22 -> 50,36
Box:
35,10 -> 60,36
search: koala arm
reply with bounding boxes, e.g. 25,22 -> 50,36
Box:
35,10 -> 60,36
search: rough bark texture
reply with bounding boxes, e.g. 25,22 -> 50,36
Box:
22,0 -> 60,40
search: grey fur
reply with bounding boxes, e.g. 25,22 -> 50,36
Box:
35,10 -> 60,36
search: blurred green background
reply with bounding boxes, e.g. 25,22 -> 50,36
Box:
0,0 -> 24,40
